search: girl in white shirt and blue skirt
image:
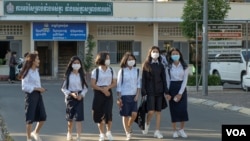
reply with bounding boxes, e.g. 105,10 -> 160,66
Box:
116,52 -> 141,141
166,48 -> 189,139
19,52 -> 47,141
61,56 -> 88,141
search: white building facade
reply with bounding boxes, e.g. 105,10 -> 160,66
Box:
0,0 -> 249,79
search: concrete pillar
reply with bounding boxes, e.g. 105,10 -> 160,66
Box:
153,23 -> 158,46
53,41 -> 58,79
30,22 -> 35,52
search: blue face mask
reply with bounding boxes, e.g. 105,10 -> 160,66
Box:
171,55 -> 180,61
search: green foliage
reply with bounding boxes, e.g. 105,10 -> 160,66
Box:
83,34 -> 96,72
187,74 -> 221,86
181,0 -> 231,39
0,58 -> 6,65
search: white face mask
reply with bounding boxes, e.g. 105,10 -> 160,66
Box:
151,52 -> 159,59
105,59 -> 110,66
127,60 -> 135,67
72,64 -> 81,70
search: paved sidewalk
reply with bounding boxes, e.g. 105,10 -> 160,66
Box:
188,89 -> 250,116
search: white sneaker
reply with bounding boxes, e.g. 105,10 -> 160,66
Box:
66,133 -> 73,141
31,132 -> 42,141
99,133 -> 105,141
142,122 -> 150,135
126,132 -> 131,140
76,137 -> 81,141
154,130 -> 163,139
178,129 -> 188,138
106,131 -> 113,141
173,131 -> 179,138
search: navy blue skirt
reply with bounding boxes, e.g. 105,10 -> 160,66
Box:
25,91 -> 47,124
119,95 -> 137,116
66,95 -> 84,121
169,81 -> 189,122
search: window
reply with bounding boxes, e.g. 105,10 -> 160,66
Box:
98,40 -> 141,64
158,25 -> 183,37
97,25 -> 135,36
0,24 -> 23,35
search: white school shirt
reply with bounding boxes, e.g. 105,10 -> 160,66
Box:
116,67 -> 141,96
91,66 -> 117,86
22,68 -> 41,93
61,72 -> 88,102
166,62 -> 188,95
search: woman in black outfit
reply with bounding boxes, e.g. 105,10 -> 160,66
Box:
141,46 -> 168,139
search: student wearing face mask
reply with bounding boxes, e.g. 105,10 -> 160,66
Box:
61,56 -> 88,141
116,52 -> 141,140
141,46 -> 168,139
165,48 -> 189,138
91,51 -> 117,141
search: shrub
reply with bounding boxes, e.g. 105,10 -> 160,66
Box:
187,75 -> 221,86
0,58 -> 6,65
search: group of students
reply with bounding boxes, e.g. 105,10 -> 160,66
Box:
19,46 -> 189,141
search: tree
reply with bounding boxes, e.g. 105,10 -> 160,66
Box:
181,0 -> 231,39
83,34 -> 96,73
181,0 -> 231,74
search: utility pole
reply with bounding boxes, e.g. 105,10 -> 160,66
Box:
202,0 -> 208,96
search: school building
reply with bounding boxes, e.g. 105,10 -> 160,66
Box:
0,0 -> 250,79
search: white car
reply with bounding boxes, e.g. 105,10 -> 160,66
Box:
242,74 -> 250,91
209,48 -> 250,91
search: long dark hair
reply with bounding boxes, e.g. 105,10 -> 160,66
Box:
142,46 -> 162,72
64,56 -> 88,89
168,48 -> 188,70
18,53 -> 38,79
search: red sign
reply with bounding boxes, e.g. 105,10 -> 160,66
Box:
208,32 -> 242,38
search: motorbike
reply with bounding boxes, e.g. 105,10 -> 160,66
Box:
15,57 -> 24,77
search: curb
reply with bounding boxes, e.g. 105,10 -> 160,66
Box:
188,97 -> 250,116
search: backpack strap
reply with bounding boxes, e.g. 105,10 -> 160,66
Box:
95,68 -> 99,84
121,68 -> 124,85
168,67 -> 171,80
110,67 -> 113,80
137,68 -> 139,78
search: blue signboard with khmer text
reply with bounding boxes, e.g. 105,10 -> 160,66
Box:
33,23 -> 86,41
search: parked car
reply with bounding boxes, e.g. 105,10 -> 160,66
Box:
209,48 -> 250,91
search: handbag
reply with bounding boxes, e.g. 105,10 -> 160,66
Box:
135,97 -> 147,130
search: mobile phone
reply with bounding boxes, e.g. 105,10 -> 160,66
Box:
174,97 -> 178,102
